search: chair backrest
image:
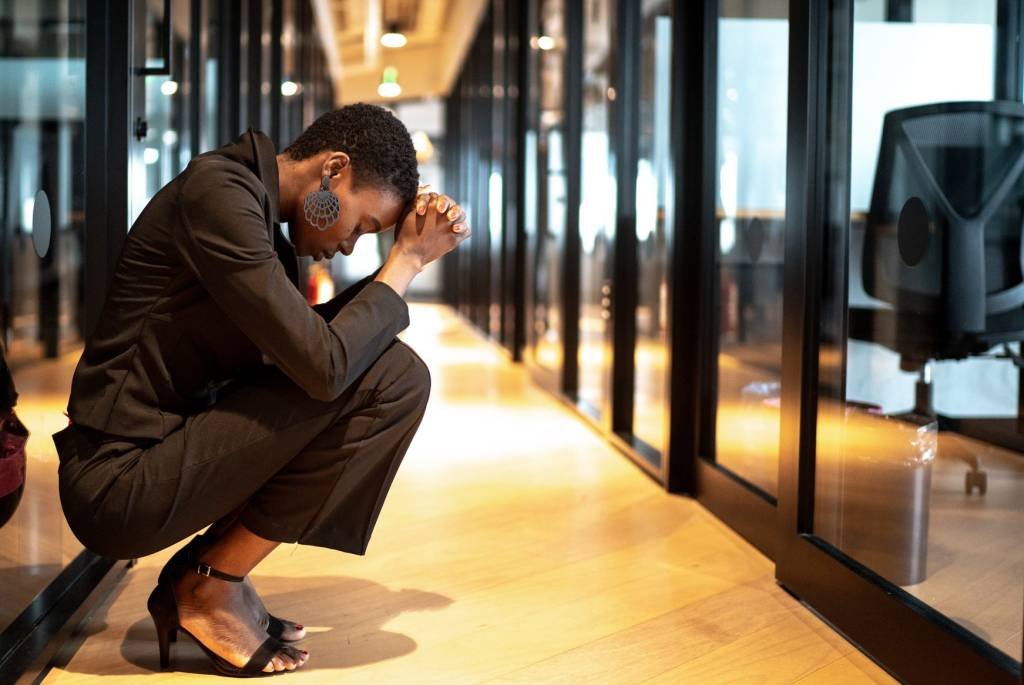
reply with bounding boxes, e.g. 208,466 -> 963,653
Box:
862,101 -> 1024,364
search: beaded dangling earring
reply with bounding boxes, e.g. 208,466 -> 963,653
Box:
303,174 -> 341,230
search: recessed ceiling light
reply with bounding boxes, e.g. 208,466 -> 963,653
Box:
381,22 -> 407,48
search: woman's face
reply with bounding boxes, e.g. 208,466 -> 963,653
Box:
289,159 -> 406,261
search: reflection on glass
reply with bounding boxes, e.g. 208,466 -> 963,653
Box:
712,2 -> 788,496
202,0 -> 219,151
578,0 -> 615,419
815,1 -> 1022,663
530,0 -> 566,375
0,0 -> 87,636
260,0 -> 274,135
632,1 -> 672,460
139,0 -> 194,214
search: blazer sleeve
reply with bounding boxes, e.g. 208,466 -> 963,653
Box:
311,267 -> 382,321
176,165 -> 410,402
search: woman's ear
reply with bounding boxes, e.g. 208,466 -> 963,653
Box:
323,151 -> 350,181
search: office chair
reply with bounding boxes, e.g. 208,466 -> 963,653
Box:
861,100 -> 1024,495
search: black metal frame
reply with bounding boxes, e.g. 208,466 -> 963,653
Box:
217,0 -> 241,145
562,0 -> 583,399
0,552 -> 126,683
997,0 -> 1024,102
609,0 -> 639,440
665,0 -> 713,497
189,0 -> 202,157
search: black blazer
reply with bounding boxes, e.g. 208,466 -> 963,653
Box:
63,128 -> 409,441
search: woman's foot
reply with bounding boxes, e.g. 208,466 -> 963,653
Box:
171,565 -> 309,673
241,575 -> 307,641
183,534 -> 307,641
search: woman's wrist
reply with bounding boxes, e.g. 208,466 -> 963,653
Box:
374,248 -> 424,297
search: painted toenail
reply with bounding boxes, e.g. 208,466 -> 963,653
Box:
296,624 -> 303,629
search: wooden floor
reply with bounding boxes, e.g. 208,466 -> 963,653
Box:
42,304 -> 894,684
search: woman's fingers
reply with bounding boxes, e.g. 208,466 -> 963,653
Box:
414,192 -> 469,242
416,192 -> 439,215
435,194 -> 454,214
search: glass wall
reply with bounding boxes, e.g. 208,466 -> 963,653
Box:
443,0 -> 1023,678
0,0 -> 87,636
814,0 -> 1021,664
632,0 -> 672,457
711,0 -> 788,498
577,0 -> 615,421
528,0 -> 567,378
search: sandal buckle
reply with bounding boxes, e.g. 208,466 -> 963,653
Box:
197,563 -> 213,576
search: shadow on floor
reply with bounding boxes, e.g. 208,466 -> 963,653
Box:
62,568 -> 454,677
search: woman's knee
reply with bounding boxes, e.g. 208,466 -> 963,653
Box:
383,339 -> 431,406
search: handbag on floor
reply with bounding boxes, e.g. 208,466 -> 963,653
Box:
0,408 -> 27,527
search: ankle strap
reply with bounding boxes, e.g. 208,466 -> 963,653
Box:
194,561 -> 245,582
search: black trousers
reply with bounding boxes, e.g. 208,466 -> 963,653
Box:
53,338 -> 429,560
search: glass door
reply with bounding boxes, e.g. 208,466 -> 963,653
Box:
710,0 -> 789,500
690,0 -> 789,557
817,0 -> 1021,668
778,2 -> 1022,682
631,0 -> 673,467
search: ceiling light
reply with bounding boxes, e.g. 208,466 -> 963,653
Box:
377,66 -> 402,98
281,80 -> 299,96
381,23 -> 407,48
160,79 -> 178,95
536,35 -> 556,50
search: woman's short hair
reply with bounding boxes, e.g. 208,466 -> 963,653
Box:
282,103 -> 419,205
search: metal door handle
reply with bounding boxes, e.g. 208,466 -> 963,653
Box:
139,0 -> 172,76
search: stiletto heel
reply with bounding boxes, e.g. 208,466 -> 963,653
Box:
146,558 -> 294,677
157,625 -> 175,669
147,583 -> 178,670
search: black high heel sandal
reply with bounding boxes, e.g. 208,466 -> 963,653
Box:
158,534 -> 299,641
147,559 -> 293,677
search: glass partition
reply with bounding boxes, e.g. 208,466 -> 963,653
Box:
577,0 -> 615,420
529,0 -> 567,377
711,0 -> 789,497
632,0 -> 673,460
814,0 -> 1021,663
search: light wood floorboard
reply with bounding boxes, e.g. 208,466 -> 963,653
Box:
41,305 -> 894,683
